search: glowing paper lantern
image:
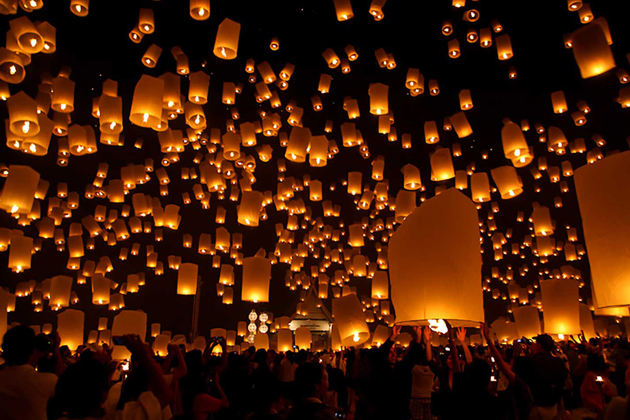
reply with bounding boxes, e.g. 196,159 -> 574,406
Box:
242,250 -> 271,302
333,294 -> 370,346
277,329 -> 293,352
430,147 -> 455,181
8,235 -> 33,273
57,309 -> 84,352
512,305 -> 541,338
295,326 -> 311,349
0,165 -> 39,214
574,151 -> 630,308
491,166 -> 523,199
389,189 -> 483,326
369,83 -> 388,115
190,0 -> 210,20
130,75 -> 164,129
177,263 -> 198,295
541,279 -> 580,335
213,18 -> 240,59
571,18 -> 615,78
50,275 -> 73,308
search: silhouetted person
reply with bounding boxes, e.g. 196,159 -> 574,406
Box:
288,361 -> 335,420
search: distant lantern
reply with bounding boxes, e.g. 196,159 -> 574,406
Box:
8,235 -> 33,273
177,263 -> 198,295
541,279 -> 580,335
0,165 -> 39,215
213,18 -> 240,60
130,75 -> 164,129
369,83 -> 388,115
571,18 -> 615,78
142,44 -> 162,68
189,71 -> 210,104
501,121 -> 529,162
51,77 -> 75,113
242,250 -> 271,302
294,327 -> 311,349
372,271 -> 389,299
551,91 -> 568,114
532,206 -> 553,236
333,294 -> 370,346
389,189 -> 484,326
190,0 -> 210,20
575,151 -> 630,308
0,48 -> 25,84
449,112 -> 472,138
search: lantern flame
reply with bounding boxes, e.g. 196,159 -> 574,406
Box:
353,332 -> 360,342
142,113 -> 149,123
428,319 -> 448,334
22,121 -> 30,134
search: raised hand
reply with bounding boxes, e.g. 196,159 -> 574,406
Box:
422,326 -> 433,343
456,327 -> 466,344
390,324 -> 402,340
480,322 -> 491,342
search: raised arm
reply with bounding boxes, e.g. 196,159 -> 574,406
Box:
456,327 -> 473,365
480,323 -> 516,384
124,334 -> 173,408
422,326 -> 433,363
445,321 -> 460,374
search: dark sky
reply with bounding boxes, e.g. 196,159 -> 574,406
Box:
1,0 -> 630,340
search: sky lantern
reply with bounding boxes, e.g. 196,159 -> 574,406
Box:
238,190 -> 263,226
8,91 -> 39,137
541,279 -> 580,335
389,189 -> 483,326
333,294 -> 370,346
575,151 -> 630,308
471,172 -> 491,203
10,17 -> 44,54
190,0 -> 210,20
177,263 -> 198,295
57,309 -> 84,352
571,18 -> 615,78
8,235 -> 33,273
70,0 -> 89,16
512,305 -> 541,338
0,48 -> 25,84
430,147 -> 455,181
491,166 -> 523,199
334,0 -> 354,21
130,75 -> 164,129
242,249 -> 271,302
214,18 -> 240,59
0,165 -> 39,215
369,83 -> 388,115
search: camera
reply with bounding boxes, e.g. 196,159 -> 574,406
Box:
35,333 -> 55,353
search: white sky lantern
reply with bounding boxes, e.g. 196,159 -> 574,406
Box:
8,235 -> 32,273
333,294 -> 370,346
242,249 -> 271,302
372,325 -> 389,347
471,172 -> 491,203
575,151 -> 630,309
372,271 -> 389,299
112,310 -> 147,341
285,126 -> 311,163
541,279 -> 580,335
389,188 -> 483,326
369,83 -> 388,115
430,147 -> 455,181
348,223 -> 364,247
177,262 -> 198,295
532,206 -> 553,236
50,275 -> 73,309
277,329 -> 293,352
57,309 -> 84,352
238,190 -> 263,226
213,18 -> 240,60
395,190 -> 416,223
295,326 -> 312,349
91,274 -> 111,305
334,0 -> 354,20
254,333 -> 269,350
491,166 -> 523,199
130,75 -> 164,129
571,17 -> 615,78
512,305 -> 541,338
0,165 -> 39,215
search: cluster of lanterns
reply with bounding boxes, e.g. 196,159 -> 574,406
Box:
0,0 -> 629,352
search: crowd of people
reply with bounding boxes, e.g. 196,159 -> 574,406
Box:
0,321 -> 629,420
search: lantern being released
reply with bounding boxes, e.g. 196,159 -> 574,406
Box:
177,263 -> 198,295
541,279 -> 580,335
575,151 -> 630,308
333,294 -> 370,346
389,189 -> 483,326
57,309 -> 85,352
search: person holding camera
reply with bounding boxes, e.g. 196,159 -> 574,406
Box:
0,326 -> 65,420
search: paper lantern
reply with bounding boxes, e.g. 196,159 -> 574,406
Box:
112,310 -> 147,343
176,263 -> 198,295
430,147 -> 455,181
532,206 -> 553,236
541,279 -> 580,335
57,309 -> 84,352
189,0 -> 209,19
91,274 -> 110,305
70,0 -> 89,16
471,172 -> 491,203
372,325 -> 389,347
513,305 -> 541,338
389,189 -> 483,326
333,294 -> 370,346
242,250 -> 271,302
372,271 -> 389,299
574,151 -> 630,308
8,235 -> 32,273
222,287 -> 233,304
571,18 -> 615,78
277,329 -> 293,352
578,304 -> 596,340
8,92 -> 39,137
130,75 -> 164,129
294,327 -> 311,349
10,17 -> 43,54
496,34 -> 513,60
369,83 -> 388,115
0,165 -> 39,214
491,166 -> 523,199
214,18 -> 240,59
50,275 -> 73,308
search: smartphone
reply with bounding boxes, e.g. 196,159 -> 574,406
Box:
112,336 -> 125,346
121,361 -> 130,371
490,375 -> 497,382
